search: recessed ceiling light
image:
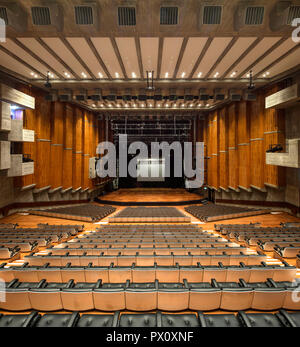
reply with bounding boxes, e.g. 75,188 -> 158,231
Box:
98,72 -> 103,78
108,104 -> 112,107
173,104 -> 177,108
262,74 -> 266,78
246,73 -> 250,78
165,104 -> 169,107
189,104 -> 193,108
157,104 -> 161,107
181,72 -> 186,78
149,104 -> 153,107
230,71 -> 237,78
117,104 -> 121,108
266,72 -> 270,76
125,104 -> 128,108
141,104 -> 145,108
165,72 -> 169,78
197,72 -> 202,78
133,104 -> 136,107
132,72 -> 136,78
30,72 -> 34,76
115,72 -> 119,78
100,104 -> 104,107
198,103 -> 202,107
214,72 -> 219,78
81,72 -> 87,78
92,104 -> 96,108
181,104 -> 185,107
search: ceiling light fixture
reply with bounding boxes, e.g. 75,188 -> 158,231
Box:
115,72 -> 119,78
197,72 -> 202,78
165,72 -> 169,78
248,70 -> 255,90
44,71 -> 52,89
132,72 -> 136,78
181,72 -> 186,78
146,70 -> 155,91
98,72 -> 103,78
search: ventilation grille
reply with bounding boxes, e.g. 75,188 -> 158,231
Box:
160,7 -> 178,25
118,7 -> 136,26
0,7 -> 8,25
245,7 -> 264,25
203,6 -> 222,24
287,6 -> 300,24
31,7 -> 51,25
75,6 -> 93,25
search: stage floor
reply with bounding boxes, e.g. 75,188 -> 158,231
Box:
100,188 -> 202,204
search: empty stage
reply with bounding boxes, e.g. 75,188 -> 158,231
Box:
98,188 -> 203,206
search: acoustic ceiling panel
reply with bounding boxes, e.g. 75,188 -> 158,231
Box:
66,37 -> 107,78
160,37 -> 184,78
90,37 -> 124,79
115,37 -> 140,78
176,37 -> 208,78
140,37 -> 159,79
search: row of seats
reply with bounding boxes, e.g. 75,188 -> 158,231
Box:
1,262 -> 296,283
274,245 -> 300,258
1,278 -> 299,312
1,310 -> 300,327
109,207 -> 190,223
185,204 -> 263,222
0,223 -> 18,230
26,251 -> 267,266
215,223 -> 261,232
97,224 -> 200,231
110,207 -> 186,217
219,224 -> 300,258
0,224 -> 84,259
0,246 -> 20,260
221,228 -> 300,240
31,204 -> 116,222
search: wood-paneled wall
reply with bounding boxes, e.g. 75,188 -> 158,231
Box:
201,84 -> 286,192
15,87 -> 106,192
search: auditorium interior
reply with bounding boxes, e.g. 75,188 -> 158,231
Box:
0,0 -> 300,328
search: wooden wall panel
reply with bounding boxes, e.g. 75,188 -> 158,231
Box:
49,102 -> 64,189
35,95 -> 52,189
72,107 -> 83,189
237,101 -> 251,190
219,107 -> 229,190
210,111 -> 219,189
264,86 -> 286,188
201,82 -> 286,194
249,92 -> 265,189
228,103 -> 239,190
62,105 -> 73,189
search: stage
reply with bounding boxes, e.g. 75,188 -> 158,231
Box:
96,188 -> 204,206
